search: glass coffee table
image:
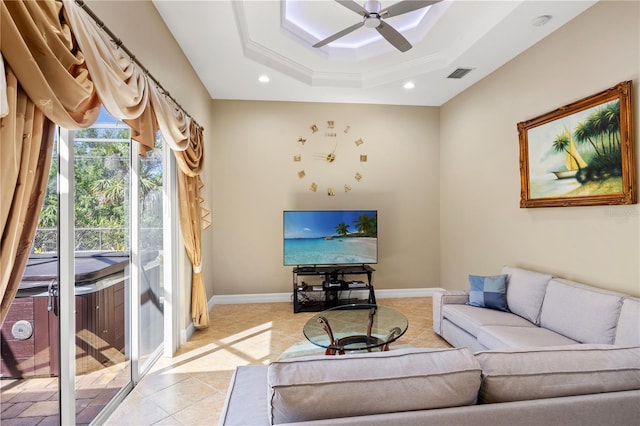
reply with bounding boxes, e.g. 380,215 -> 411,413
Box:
303,304 -> 409,355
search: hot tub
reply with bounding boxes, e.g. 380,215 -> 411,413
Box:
1,252 -> 129,378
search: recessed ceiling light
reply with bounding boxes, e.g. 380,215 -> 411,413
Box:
403,82 -> 415,90
258,75 -> 270,83
532,15 -> 552,27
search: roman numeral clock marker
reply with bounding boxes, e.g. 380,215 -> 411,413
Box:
293,120 -> 368,195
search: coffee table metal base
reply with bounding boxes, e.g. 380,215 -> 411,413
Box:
317,307 -> 402,355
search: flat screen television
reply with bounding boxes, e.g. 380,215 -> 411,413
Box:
283,210 -> 378,266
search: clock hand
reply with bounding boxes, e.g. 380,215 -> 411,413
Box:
312,152 -> 336,163
325,142 -> 338,163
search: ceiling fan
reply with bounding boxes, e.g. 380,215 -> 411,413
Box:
312,0 -> 442,52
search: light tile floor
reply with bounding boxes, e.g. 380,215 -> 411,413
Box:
100,297 -> 449,425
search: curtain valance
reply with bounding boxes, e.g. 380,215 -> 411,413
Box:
1,0 -> 209,328
63,1 -> 192,155
1,0 -> 101,127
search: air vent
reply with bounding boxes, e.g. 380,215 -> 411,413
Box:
447,68 -> 473,79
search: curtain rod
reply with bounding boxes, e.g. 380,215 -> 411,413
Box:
73,0 -> 203,131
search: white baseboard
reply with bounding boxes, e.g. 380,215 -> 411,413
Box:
181,327 -> 193,345
375,288 -> 445,299
208,287 -> 445,309
209,292 -> 292,308
181,288 -> 445,344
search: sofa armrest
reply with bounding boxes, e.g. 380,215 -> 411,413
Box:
433,291 -> 469,336
219,365 -> 269,425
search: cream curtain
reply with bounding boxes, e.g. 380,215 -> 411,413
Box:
0,53 -> 8,116
63,1 -> 210,328
1,0 -> 209,329
0,0 -> 100,325
1,0 -> 101,128
176,122 -> 210,328
0,68 -> 55,325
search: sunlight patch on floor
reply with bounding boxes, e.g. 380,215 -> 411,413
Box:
218,321 -> 273,344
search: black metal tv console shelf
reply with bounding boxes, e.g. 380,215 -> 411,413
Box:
292,265 -> 376,313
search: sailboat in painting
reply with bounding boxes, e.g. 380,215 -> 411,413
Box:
552,128 -> 587,179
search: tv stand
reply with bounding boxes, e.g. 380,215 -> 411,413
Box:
292,265 -> 376,313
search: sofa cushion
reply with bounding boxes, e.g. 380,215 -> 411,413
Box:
501,266 -> 552,325
615,297 -> 640,346
467,274 -> 509,312
540,278 -> 624,344
475,345 -> 640,403
477,325 -> 578,349
442,320 -> 489,353
266,347 -> 482,425
442,304 -> 535,337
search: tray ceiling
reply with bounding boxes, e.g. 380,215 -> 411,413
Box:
153,0 -> 597,106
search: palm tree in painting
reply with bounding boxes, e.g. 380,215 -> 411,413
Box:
576,102 -> 620,156
335,222 -> 349,237
552,130 -> 585,172
587,110 -> 604,154
570,100 -> 623,183
574,121 -> 602,156
603,101 -> 620,149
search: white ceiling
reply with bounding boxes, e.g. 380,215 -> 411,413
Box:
152,0 -> 597,107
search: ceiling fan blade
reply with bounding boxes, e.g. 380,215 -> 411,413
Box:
335,0 -> 369,17
381,0 -> 442,18
313,21 -> 365,48
376,21 -> 412,52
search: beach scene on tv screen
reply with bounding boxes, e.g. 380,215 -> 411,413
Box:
284,210 -> 378,266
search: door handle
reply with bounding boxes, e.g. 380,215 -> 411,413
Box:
47,280 -> 59,316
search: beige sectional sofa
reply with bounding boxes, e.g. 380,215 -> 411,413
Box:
220,345 -> 640,425
433,265 -> 640,351
220,266 -> 640,425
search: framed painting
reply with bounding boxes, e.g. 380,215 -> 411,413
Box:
518,81 -> 636,208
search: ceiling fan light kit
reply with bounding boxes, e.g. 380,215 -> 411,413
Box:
363,0 -> 381,27
364,16 -> 381,28
313,0 -> 442,52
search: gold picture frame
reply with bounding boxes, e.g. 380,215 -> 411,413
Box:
518,81 -> 636,208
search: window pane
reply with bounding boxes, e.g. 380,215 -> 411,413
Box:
73,116 -> 132,423
139,135 -> 165,370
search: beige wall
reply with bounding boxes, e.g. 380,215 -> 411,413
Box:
208,101 -> 441,295
85,0 -> 215,328
440,0 -> 640,296
85,0 -> 639,309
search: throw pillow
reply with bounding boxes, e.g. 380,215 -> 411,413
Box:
467,274 -> 509,312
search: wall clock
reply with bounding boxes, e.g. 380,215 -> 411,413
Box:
293,120 -> 367,196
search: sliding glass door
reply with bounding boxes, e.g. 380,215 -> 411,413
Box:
69,117 -> 133,423
136,135 -> 166,375
1,108 -> 173,425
